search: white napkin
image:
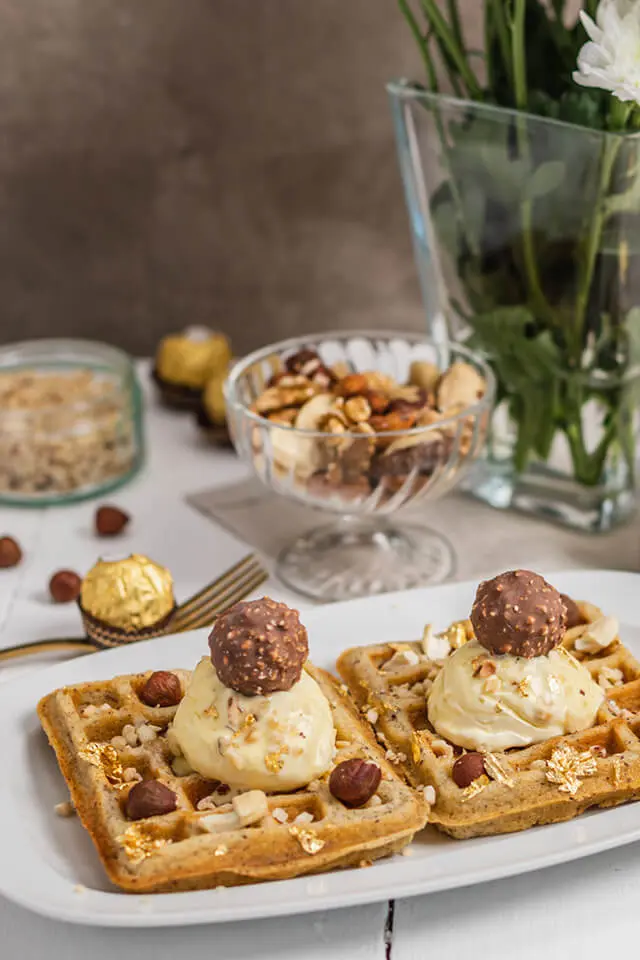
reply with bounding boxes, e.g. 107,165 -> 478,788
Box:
188,476 -> 640,582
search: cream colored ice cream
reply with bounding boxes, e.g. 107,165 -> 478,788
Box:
170,656 -> 336,791
428,640 -> 604,752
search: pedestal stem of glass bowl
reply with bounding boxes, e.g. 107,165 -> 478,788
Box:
276,513 -> 456,603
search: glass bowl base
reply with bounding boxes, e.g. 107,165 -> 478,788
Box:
276,517 -> 455,602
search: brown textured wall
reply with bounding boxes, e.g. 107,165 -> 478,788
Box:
0,0 -> 433,355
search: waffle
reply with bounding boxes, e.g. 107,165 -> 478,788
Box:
38,664 -> 427,893
337,601 -> 640,839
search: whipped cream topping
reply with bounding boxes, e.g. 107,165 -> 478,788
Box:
170,657 -> 335,791
427,640 -> 604,752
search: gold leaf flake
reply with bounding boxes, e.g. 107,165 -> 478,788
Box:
232,714 -> 256,742
204,705 -> 219,719
265,749 -> 287,773
289,825 -> 325,855
484,753 -> 515,788
515,677 -> 531,698
545,745 -> 597,796
461,774 -> 489,801
442,621 -> 469,650
411,733 -> 422,765
118,826 -> 170,864
79,742 -> 127,788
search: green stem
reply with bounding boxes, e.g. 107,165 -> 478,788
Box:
484,4 -> 494,91
510,0 -> 555,326
446,0 -> 465,54
511,0 -> 527,111
418,0 -> 483,99
398,0 -> 439,92
491,0 -> 513,89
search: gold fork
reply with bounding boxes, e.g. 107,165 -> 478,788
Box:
0,553 -> 269,663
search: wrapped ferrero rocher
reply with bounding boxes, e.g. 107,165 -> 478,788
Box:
202,374 -> 227,428
153,327 -> 231,408
80,554 -> 175,633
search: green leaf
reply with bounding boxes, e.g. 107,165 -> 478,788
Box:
524,161 -> 566,200
468,305 -> 561,389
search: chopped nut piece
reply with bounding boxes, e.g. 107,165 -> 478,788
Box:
574,616 -> 619,654
366,708 -> 379,724
423,785 -> 436,805
472,657 -> 496,678
483,674 -> 501,694
123,767 -> 142,784
343,396 -> 372,423
272,807 -> 288,823
293,811 -> 315,826
232,790 -> 269,826
200,811 -> 240,833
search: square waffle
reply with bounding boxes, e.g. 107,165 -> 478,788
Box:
38,663 -> 427,893
337,601 -> 640,839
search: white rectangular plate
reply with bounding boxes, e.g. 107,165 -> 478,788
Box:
3,569 -> 640,927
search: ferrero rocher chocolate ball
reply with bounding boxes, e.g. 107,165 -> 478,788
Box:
155,328 -> 231,390
561,593 -> 585,630
80,554 -> 175,632
471,570 -> 566,658
209,597 -> 308,696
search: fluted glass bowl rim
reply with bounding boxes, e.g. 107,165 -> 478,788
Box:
224,330 -> 496,440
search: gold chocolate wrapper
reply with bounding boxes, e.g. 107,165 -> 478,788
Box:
155,328 -> 231,390
81,554 -> 175,631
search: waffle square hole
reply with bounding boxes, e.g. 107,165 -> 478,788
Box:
182,777 -> 228,810
73,689 -> 121,716
407,702 -> 429,731
84,714 -> 138,744
269,796 -> 325,825
606,680 -> 640,716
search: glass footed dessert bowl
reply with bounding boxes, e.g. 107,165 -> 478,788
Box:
225,331 -> 495,601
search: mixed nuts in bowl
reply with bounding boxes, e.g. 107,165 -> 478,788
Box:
225,332 -> 494,601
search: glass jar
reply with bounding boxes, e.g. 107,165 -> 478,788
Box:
0,339 -> 144,505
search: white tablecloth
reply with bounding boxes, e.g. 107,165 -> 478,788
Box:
0,361 -> 638,959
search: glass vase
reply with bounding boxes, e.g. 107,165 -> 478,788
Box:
389,81 -> 640,532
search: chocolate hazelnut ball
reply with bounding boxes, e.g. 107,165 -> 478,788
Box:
561,594 -> 585,630
471,570 -> 566,658
209,597 -> 308,696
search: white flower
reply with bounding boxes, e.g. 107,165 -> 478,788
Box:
574,0 -> 640,103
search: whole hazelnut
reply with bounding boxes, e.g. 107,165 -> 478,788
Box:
139,671 -> 183,708
452,752 -> 486,789
126,780 -> 177,820
0,536 -> 22,569
329,759 -> 382,808
49,570 -> 82,604
95,505 -> 130,537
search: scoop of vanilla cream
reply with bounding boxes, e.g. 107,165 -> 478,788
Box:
427,640 -> 603,752
169,657 -> 336,791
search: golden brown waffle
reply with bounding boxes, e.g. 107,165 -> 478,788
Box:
337,601 -> 640,839
38,664 -> 427,893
